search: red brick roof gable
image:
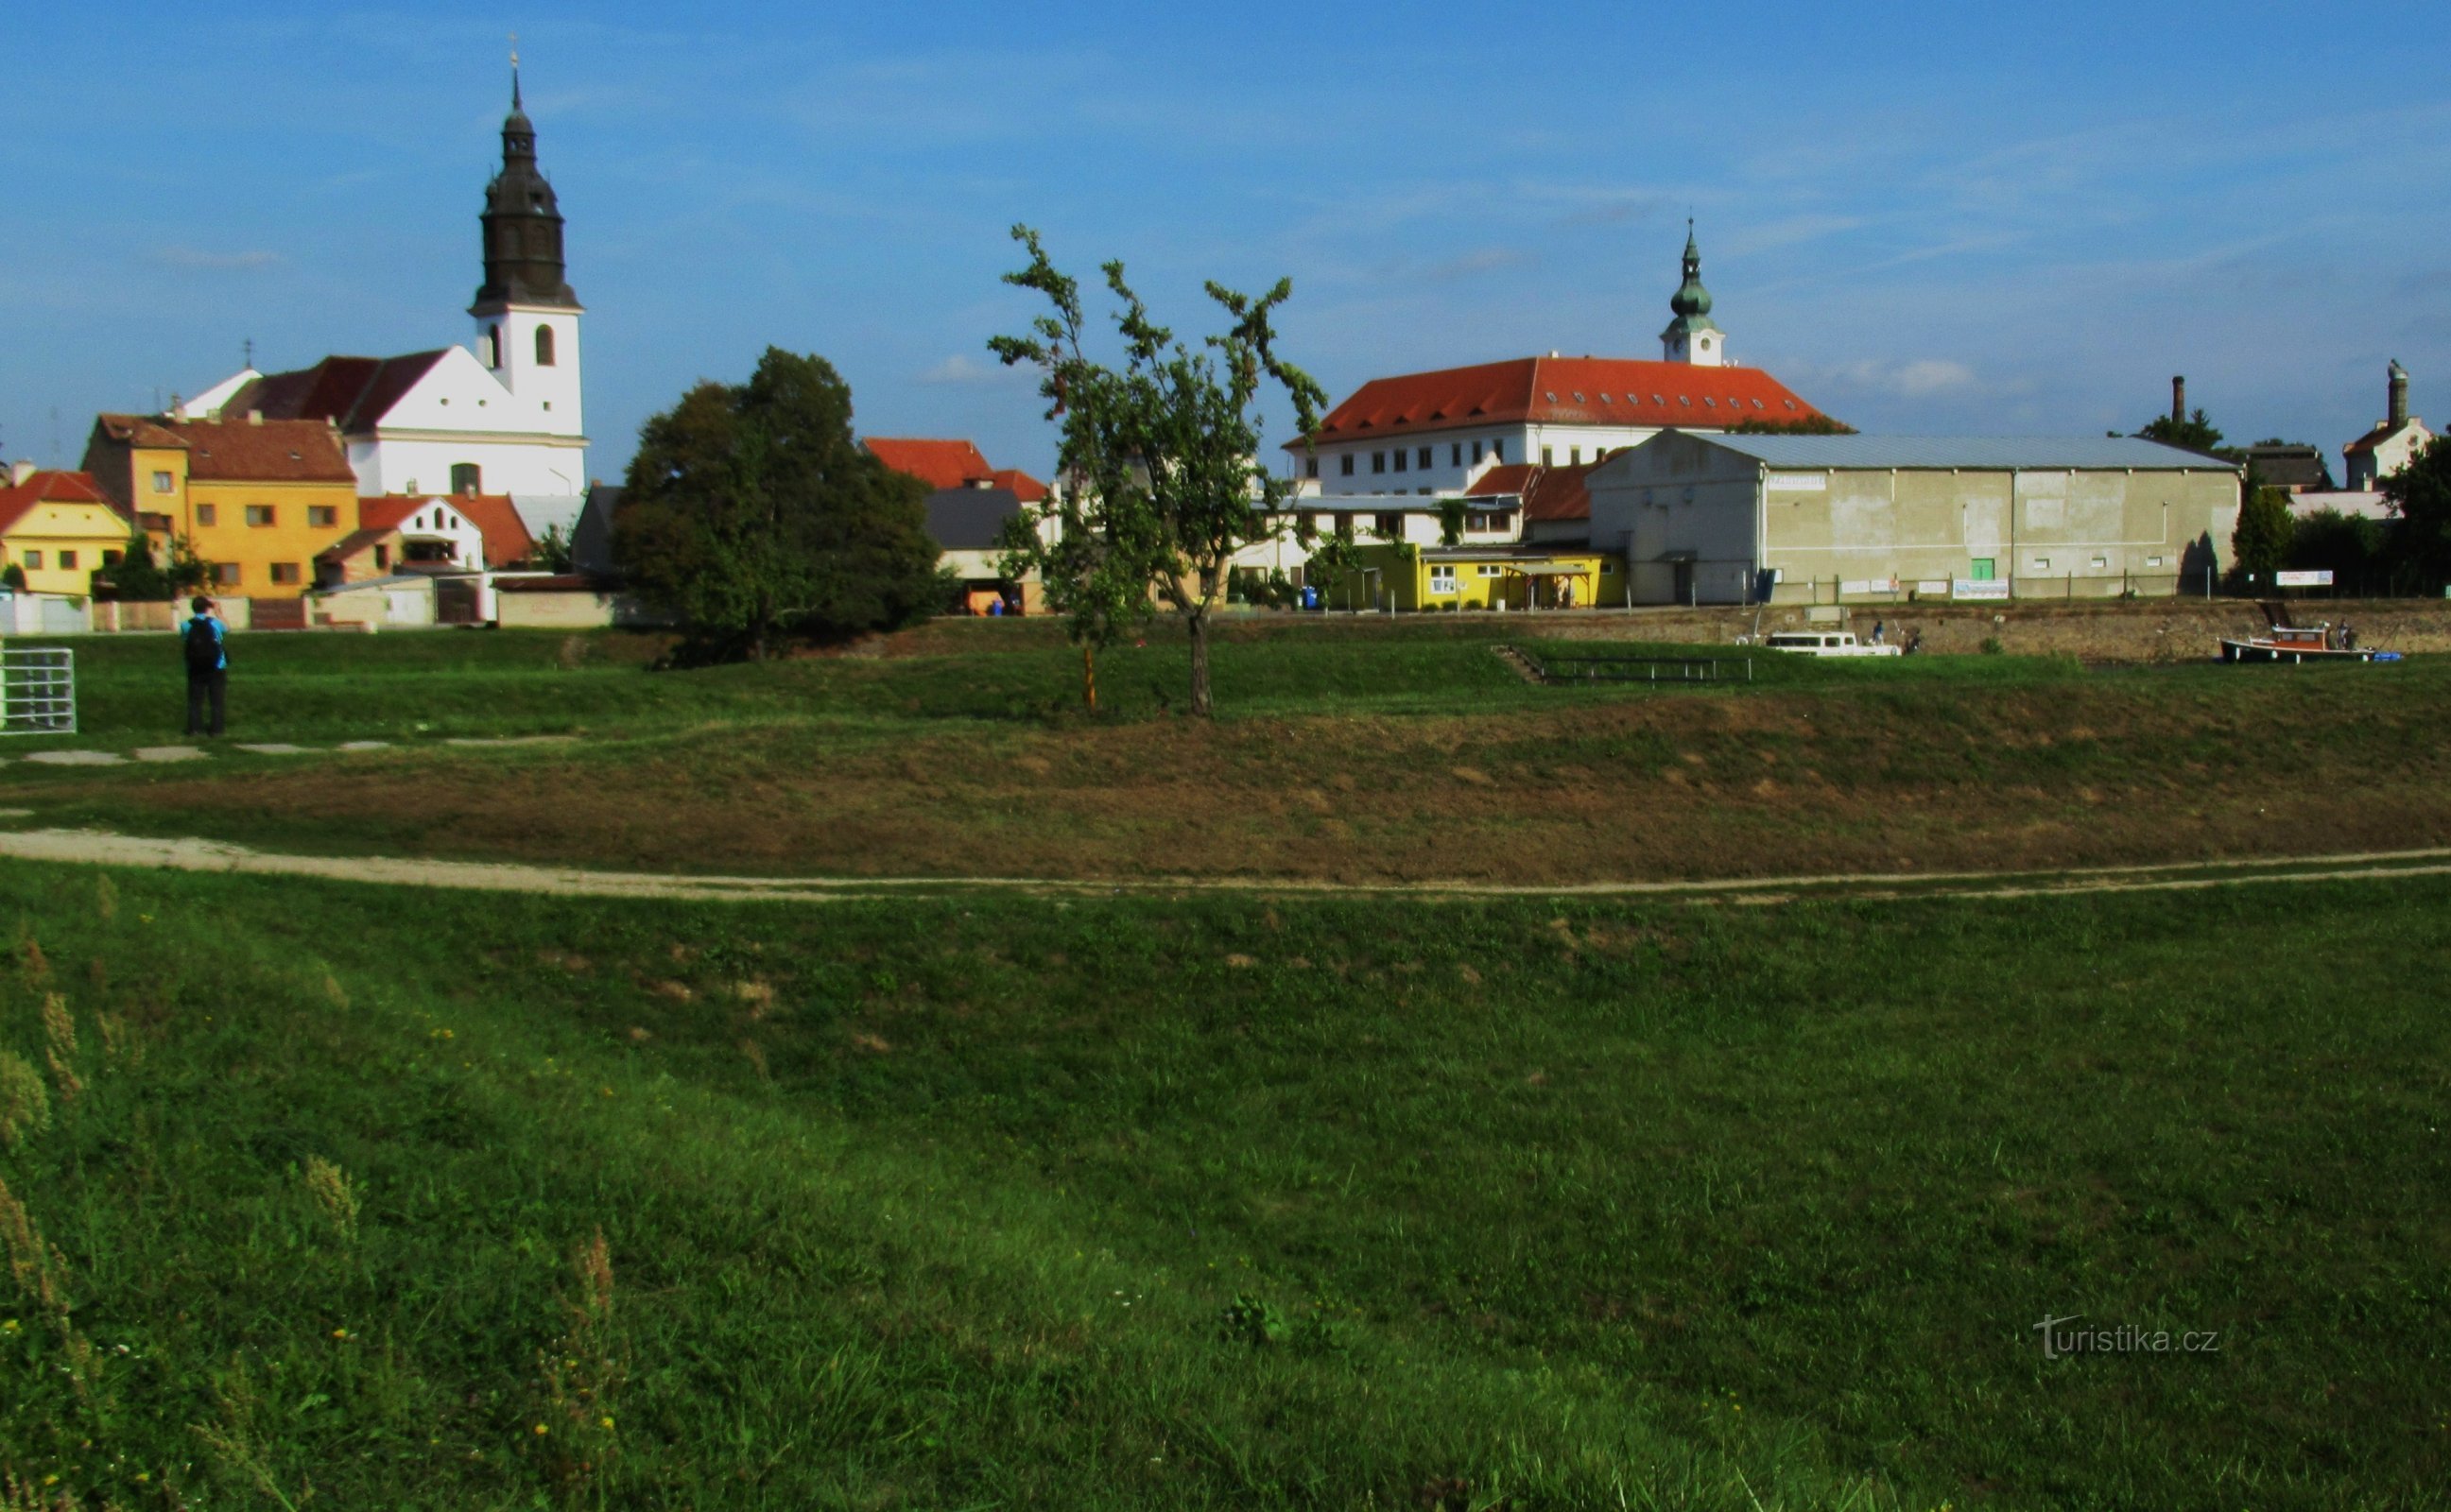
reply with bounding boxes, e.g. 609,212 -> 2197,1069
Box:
1294,355 -> 1832,449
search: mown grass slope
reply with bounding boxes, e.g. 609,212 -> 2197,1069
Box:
4,864 -> 2445,1508
9,623 -> 2450,885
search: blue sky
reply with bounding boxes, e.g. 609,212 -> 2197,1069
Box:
6,2 -> 2446,486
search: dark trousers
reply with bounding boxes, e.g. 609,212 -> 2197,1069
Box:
185,669 -> 227,737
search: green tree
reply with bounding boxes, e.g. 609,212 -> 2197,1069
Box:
1,563 -> 24,592
991,226 -> 1325,718
2231,484 -> 2296,591
2288,507 -> 2387,590
523,522 -> 577,574
2381,434 -> 2451,591
614,348 -> 943,661
95,529 -> 211,601
1727,413 -> 1857,436
2137,408 -> 2233,456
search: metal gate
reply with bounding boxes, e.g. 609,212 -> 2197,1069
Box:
0,646 -> 77,735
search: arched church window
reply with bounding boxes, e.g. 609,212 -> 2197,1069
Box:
486,324 -> 502,368
535,326 -> 557,367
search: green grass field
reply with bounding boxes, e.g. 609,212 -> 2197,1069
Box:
4,863 -> 2447,1509
8,620 -> 2449,888
8,619 -> 2113,747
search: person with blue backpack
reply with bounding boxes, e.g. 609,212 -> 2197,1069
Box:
181,594 -> 229,737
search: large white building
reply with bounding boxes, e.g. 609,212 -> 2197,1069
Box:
181,70 -> 589,523
1285,228 -> 1834,497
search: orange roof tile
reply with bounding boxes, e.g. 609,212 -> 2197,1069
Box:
988,467 -> 1049,504
866,438 -> 995,490
1292,355 -> 1832,450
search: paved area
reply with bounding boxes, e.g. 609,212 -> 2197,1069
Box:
0,826 -> 2443,908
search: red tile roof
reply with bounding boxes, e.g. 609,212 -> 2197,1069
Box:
233,352 -> 450,432
1292,355 -> 1832,450
0,470 -> 120,535
358,494 -> 535,568
92,414 -> 189,450
866,438 -> 995,490
1463,458 -> 1605,523
315,526 -> 402,564
988,467 -> 1049,504
160,417 -> 354,483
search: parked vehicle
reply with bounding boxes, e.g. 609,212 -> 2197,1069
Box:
1763,630 -> 1902,658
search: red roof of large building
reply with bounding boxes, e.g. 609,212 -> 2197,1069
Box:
0,470 -> 120,535
1292,355 -> 1832,449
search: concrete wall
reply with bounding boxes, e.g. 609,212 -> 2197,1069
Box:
1587,432 -> 1763,605
495,588 -> 615,629
1590,435 -> 2243,606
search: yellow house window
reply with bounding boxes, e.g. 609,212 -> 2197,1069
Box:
22,550 -> 43,569
309,506 -> 338,527
269,562 -> 301,585
246,506 -> 275,527
213,563 -> 241,586
59,551 -> 78,570
151,471 -> 175,493
195,504 -> 217,526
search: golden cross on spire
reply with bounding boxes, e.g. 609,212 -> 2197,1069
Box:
509,31 -> 520,69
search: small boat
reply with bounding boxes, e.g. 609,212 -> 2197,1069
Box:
2219,602 -> 2398,663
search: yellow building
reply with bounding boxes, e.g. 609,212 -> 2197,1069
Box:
1320,541 -> 1620,612
0,467 -> 136,596
86,414 -> 359,597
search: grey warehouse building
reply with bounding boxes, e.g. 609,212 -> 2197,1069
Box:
1585,433 -> 2242,606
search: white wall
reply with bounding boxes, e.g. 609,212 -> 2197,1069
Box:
472,304 -> 585,438
353,345 -> 587,498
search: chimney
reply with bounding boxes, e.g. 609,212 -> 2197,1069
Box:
247,409 -> 264,426
2170,375 -> 2186,423
10,460 -> 36,486
2389,360 -> 2409,428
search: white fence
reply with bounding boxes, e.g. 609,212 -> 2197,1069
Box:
0,646 -> 77,735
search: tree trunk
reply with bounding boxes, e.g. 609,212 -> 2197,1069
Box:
1082,643 -> 1098,713
1187,609 -> 1213,718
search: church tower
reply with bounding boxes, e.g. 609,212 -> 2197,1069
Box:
469,60 -> 583,440
1660,223 -> 1724,367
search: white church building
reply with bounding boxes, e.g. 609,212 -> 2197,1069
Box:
180,69 -> 589,527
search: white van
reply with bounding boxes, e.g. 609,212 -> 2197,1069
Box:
1763,630 -> 1901,658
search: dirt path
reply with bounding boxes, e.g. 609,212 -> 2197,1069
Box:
3,826 -> 2446,908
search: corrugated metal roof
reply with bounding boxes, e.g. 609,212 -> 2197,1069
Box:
1698,434 -> 2235,472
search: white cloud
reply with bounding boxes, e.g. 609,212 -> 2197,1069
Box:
1814,358 -> 1980,398
917,352 -> 1027,387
